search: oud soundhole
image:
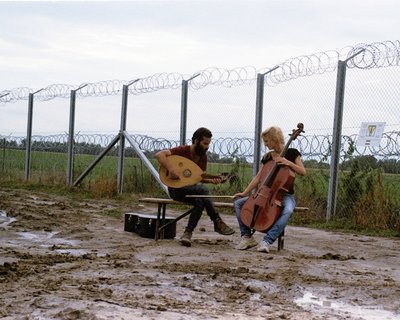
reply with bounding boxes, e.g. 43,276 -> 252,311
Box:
182,169 -> 192,178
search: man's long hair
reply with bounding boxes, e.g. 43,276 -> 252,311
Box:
192,127 -> 212,144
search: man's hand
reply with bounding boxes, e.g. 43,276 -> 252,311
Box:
209,177 -> 223,184
167,169 -> 180,180
201,176 -> 223,184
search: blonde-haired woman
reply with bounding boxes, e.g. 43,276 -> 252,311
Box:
234,126 -> 306,252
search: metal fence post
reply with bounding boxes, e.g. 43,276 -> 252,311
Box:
25,89 -> 43,181
253,66 -> 279,176
0,93 -> 10,174
67,84 -> 88,186
327,49 -> 365,220
67,90 -> 76,186
180,73 -> 200,146
117,79 -> 140,194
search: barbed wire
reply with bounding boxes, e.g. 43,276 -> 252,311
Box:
1,40 -> 399,106
1,132 -> 398,161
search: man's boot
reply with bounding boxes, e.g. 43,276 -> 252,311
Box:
214,217 -> 235,235
180,228 -> 193,247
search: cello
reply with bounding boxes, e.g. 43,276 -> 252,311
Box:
240,123 -> 304,232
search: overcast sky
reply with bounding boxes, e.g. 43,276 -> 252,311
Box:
1,0 -> 399,87
0,0 -> 399,135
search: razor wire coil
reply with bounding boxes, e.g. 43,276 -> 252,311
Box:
1,40 -> 399,106
1,132 -> 398,162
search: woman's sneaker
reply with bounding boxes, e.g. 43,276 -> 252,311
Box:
257,240 -> 270,253
235,236 -> 257,250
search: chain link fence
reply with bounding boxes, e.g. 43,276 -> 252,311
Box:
0,40 -> 399,228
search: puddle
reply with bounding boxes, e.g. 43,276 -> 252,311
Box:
295,291 -> 399,320
16,231 -> 80,247
53,249 -> 90,256
30,199 -> 56,205
136,252 -> 159,263
2,230 -> 86,254
2,226 -> 95,257
0,210 -> 17,228
28,195 -> 56,206
0,256 -> 19,265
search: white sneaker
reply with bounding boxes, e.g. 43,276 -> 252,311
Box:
235,236 -> 257,250
257,240 -> 270,253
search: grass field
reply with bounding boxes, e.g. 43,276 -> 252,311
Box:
1,148 -> 399,235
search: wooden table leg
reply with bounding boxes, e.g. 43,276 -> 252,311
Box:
277,229 -> 285,251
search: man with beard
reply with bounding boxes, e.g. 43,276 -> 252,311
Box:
155,127 -> 235,247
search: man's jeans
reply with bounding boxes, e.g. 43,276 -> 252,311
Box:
234,193 -> 296,244
168,184 -> 219,231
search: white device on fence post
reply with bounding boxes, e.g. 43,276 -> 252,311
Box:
356,122 -> 386,147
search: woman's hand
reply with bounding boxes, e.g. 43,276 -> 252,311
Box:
233,192 -> 247,199
275,156 -> 291,166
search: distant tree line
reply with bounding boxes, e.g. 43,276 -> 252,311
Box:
1,138 -> 399,174
303,156 -> 400,174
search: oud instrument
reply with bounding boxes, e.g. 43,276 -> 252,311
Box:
159,155 -> 231,188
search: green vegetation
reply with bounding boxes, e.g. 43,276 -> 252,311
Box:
1,147 -> 399,237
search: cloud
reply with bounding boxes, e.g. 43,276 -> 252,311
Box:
0,1 -> 399,137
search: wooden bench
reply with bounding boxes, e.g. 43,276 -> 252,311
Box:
138,197 -> 308,251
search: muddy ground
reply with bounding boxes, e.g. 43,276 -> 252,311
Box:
0,187 -> 399,320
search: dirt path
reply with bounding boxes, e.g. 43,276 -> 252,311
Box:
0,188 -> 399,320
